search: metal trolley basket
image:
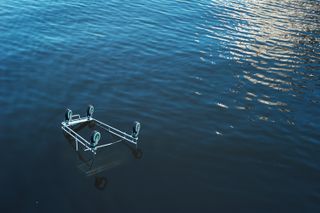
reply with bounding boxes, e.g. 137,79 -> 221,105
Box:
61,105 -> 141,155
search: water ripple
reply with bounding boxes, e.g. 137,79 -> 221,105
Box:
1,0 -> 320,211
196,0 -> 320,125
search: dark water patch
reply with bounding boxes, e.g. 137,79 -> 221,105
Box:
1,0 -> 320,212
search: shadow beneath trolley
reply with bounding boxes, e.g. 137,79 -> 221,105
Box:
63,121 -> 143,190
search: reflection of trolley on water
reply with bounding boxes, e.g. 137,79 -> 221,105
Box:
61,105 -> 141,155
62,115 -> 143,190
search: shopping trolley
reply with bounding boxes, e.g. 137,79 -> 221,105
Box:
61,105 -> 141,155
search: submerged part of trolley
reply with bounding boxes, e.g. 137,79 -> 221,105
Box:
61,105 -> 141,154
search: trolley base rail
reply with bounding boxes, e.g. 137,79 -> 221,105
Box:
61,105 -> 140,154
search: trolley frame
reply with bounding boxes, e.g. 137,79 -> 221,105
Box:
61,108 -> 140,155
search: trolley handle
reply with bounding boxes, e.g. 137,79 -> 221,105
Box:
71,114 -> 80,119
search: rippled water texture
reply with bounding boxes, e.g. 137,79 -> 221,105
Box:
1,0 -> 320,212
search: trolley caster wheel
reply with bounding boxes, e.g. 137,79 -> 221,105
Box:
65,109 -> 72,121
132,121 -> 140,138
133,149 -> 143,159
87,105 -> 94,118
95,176 -> 108,190
90,130 -> 101,147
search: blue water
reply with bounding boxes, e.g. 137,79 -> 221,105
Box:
1,0 -> 320,212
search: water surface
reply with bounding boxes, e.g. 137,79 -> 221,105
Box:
1,0 -> 320,212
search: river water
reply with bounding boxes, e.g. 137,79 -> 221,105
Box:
1,0 -> 320,212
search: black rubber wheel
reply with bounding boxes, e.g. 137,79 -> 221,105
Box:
65,109 -> 72,121
132,121 -> 141,138
87,105 -> 94,117
90,130 -> 101,147
133,149 -> 143,159
94,177 -> 108,190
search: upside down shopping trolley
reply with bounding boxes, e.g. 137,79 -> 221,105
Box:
61,105 -> 141,155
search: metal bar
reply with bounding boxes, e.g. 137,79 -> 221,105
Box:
71,114 -> 81,119
63,125 -> 91,146
84,139 -> 123,151
96,139 -> 123,148
93,118 -> 138,141
62,117 -> 91,127
95,122 -> 137,145
108,129 -> 137,145
93,118 -> 134,139
61,114 -> 139,155
61,127 -> 88,148
61,126 -> 96,154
